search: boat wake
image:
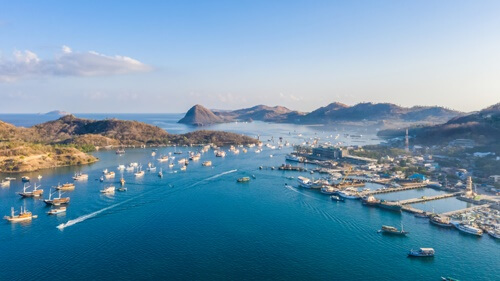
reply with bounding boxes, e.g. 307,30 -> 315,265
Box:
284,184 -> 321,201
57,169 -> 238,230
56,195 -> 139,230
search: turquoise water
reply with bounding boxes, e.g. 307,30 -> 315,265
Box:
0,116 -> 498,280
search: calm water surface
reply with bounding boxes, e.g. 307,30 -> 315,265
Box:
0,114 -> 498,281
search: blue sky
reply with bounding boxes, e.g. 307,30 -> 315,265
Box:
0,0 -> 499,113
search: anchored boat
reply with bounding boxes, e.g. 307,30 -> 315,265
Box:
18,183 -> 44,198
100,185 -> 115,194
408,248 -> 434,257
47,207 -> 66,215
237,177 -> 250,183
55,183 -> 75,191
4,206 -> 37,222
44,189 -> 70,206
379,224 -> 409,236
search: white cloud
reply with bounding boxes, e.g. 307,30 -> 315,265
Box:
0,46 -> 151,82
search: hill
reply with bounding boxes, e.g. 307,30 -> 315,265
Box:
215,105 -> 304,122
378,103 -> 500,147
178,104 -> 224,126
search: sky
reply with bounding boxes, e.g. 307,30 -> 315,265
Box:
0,0 -> 499,113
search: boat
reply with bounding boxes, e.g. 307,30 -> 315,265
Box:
134,166 -> 145,177
44,190 -> 70,206
337,190 -> 360,199
73,172 -> 89,181
441,277 -> 460,281
116,149 -> 125,155
104,171 -> 115,179
453,222 -> 483,236
100,176 -> 104,182
21,176 -> 30,182
47,207 -> 66,215
430,215 -> 453,227
297,176 -> 312,188
487,229 -> 500,239
202,161 -> 212,167
100,185 -> 115,194
117,187 -> 127,192
4,206 -> 36,222
18,183 -> 44,198
361,195 -> 380,206
178,158 -> 187,165
310,179 -> 330,189
157,155 -> 169,162
117,164 -> 126,170
379,224 -> 409,236
215,150 -> 226,157
0,179 -> 10,187
330,195 -> 345,202
320,186 -> 338,194
37,175 -> 42,180
168,162 -> 174,168
377,200 -> 402,212
55,183 -> 75,191
414,212 -> 429,218
408,248 -> 435,257
285,154 -> 302,162
147,164 -> 157,172
180,165 -> 187,171
189,153 -> 201,161
237,177 -> 250,183
158,168 -> 163,178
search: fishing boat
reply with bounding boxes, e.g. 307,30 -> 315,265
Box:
73,172 -> 89,181
297,176 -> 312,188
104,171 -> 115,179
408,248 -> 435,257
377,200 -> 402,212
202,161 -> 212,167
116,149 -> 125,155
337,190 -> 360,199
21,176 -> 30,182
330,195 -> 345,202
361,195 -> 380,206
379,224 -> 409,236
44,190 -> 70,206
157,155 -> 169,162
158,168 -> 163,178
453,222 -> 483,236
4,206 -> 37,222
430,215 -> 453,227
100,185 -> 115,194
18,183 -> 44,198
237,177 -> 250,183
55,183 -> 75,191
47,207 -> 66,215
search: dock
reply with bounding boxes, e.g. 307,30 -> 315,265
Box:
440,204 -> 490,217
344,177 -> 391,184
398,192 -> 462,205
366,184 -> 427,195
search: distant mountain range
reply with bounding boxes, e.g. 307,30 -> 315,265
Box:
378,103 -> 500,148
178,102 -> 462,127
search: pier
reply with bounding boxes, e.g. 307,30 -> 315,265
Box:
366,184 -> 428,195
343,177 -> 391,184
440,204 -> 490,217
398,192 -> 461,205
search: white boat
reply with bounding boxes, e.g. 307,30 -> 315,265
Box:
157,155 -> 169,162
297,176 -> 312,188
1,179 -> 11,187
215,150 -> 226,157
47,207 -> 66,215
337,190 -> 360,199
178,158 -> 187,164
453,222 -> 483,236
320,186 -> 338,194
180,166 -> 187,171
168,163 -> 174,168
147,166 -> 157,172
100,185 -> 115,194
37,175 -> 42,180
117,164 -> 126,170
73,172 -> 88,181
285,154 -> 302,162
135,170 -> 145,177
189,153 -> 201,161
104,171 -> 115,179
487,229 -> 500,239
202,161 -> 212,167
158,168 -> 163,178
4,206 -> 37,222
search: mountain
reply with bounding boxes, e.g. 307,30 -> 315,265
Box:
378,103 -> 500,147
180,102 -> 462,126
178,104 -> 224,126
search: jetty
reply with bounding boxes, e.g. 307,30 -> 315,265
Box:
398,192 -> 461,205
366,184 -> 427,195
344,177 -> 391,184
440,204 -> 490,217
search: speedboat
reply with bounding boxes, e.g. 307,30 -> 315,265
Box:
47,207 -> 66,215
117,187 -> 127,192
330,195 -> 345,202
408,248 -> 434,257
